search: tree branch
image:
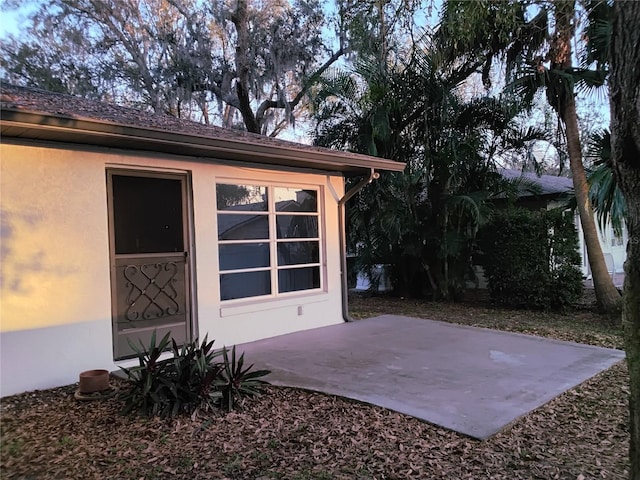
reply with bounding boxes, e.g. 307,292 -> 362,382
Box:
255,47 -> 344,130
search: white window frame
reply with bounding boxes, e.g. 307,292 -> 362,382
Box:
216,181 -> 324,302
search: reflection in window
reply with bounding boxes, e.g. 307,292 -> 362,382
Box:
276,215 -> 318,239
217,184 -> 267,210
217,183 -> 322,301
218,214 -> 269,240
277,241 -> 319,266
219,243 -> 270,270
275,188 -> 317,212
220,271 -> 271,300
278,267 -> 321,293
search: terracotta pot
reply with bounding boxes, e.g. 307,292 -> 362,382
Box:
79,369 -> 110,393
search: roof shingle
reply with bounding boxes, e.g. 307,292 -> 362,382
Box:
500,168 -> 574,197
0,84 -> 405,174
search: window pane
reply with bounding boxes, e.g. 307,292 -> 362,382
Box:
278,267 -> 320,293
216,184 -> 267,211
112,175 -> 184,254
219,243 -> 270,270
276,215 -> 318,239
277,241 -> 319,266
275,188 -> 318,212
218,214 -> 269,240
220,271 -> 271,300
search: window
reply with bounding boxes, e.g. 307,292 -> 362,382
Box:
216,183 -> 322,301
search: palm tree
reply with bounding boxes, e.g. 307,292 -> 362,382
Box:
547,0 -> 620,313
312,42 -> 542,300
439,0 -> 621,313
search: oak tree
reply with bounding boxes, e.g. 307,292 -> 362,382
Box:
0,0 -> 344,135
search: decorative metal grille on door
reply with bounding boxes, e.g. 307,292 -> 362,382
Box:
123,261 -> 182,321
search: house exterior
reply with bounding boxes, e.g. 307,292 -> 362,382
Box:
0,84 -> 404,397
500,168 -> 628,278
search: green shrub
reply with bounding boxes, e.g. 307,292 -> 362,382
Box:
216,345 -> 272,412
119,332 -> 270,417
478,207 -> 583,310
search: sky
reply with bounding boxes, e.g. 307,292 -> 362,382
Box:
0,1 -> 38,38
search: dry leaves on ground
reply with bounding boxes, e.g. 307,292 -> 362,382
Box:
0,293 -> 629,479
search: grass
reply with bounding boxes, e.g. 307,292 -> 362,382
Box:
0,290 -> 629,479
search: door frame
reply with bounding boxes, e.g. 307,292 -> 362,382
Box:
106,167 -> 197,360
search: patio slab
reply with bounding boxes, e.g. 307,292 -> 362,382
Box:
237,315 -> 625,439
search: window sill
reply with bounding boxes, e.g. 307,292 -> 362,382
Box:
220,292 -> 329,318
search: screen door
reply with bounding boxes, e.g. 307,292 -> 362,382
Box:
107,171 -> 192,359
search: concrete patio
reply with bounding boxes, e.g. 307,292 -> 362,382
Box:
238,315 -> 624,439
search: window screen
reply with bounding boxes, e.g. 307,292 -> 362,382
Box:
112,175 -> 184,254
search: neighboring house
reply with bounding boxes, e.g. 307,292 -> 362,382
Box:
500,168 -> 628,277
500,168 -> 576,210
0,84 -> 404,396
355,168 -> 628,294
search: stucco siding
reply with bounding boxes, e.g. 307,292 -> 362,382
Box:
0,142 -> 345,396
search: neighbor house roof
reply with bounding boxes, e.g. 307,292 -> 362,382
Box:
0,84 -> 405,175
500,168 -> 574,197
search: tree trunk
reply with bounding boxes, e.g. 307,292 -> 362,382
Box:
231,0 -> 260,134
428,173 -> 452,301
564,99 -> 622,312
610,2 -> 640,477
551,0 -> 621,313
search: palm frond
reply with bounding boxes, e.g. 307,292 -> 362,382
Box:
585,129 -> 626,237
503,125 -> 551,150
505,67 -> 546,109
587,162 -> 626,237
506,8 -> 549,71
581,0 -> 612,70
447,191 -> 492,231
585,128 -> 611,165
564,67 -> 608,94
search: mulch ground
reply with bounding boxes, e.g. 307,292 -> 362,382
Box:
0,290 -> 629,479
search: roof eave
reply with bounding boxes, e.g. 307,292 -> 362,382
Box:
0,109 -> 406,175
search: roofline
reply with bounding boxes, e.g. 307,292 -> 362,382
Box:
0,109 -> 406,175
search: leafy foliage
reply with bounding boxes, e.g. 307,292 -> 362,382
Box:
216,345 -> 271,412
438,0 -> 538,89
0,0 -> 340,135
586,129 -> 626,237
119,332 -> 270,417
438,0 -> 622,314
312,42 -> 544,300
478,207 -> 584,310
581,0 -> 612,72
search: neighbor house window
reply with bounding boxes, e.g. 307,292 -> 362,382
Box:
216,183 -> 322,301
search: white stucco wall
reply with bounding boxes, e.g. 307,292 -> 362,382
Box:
545,201 -> 627,278
0,142 -> 345,396
575,213 -> 628,277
